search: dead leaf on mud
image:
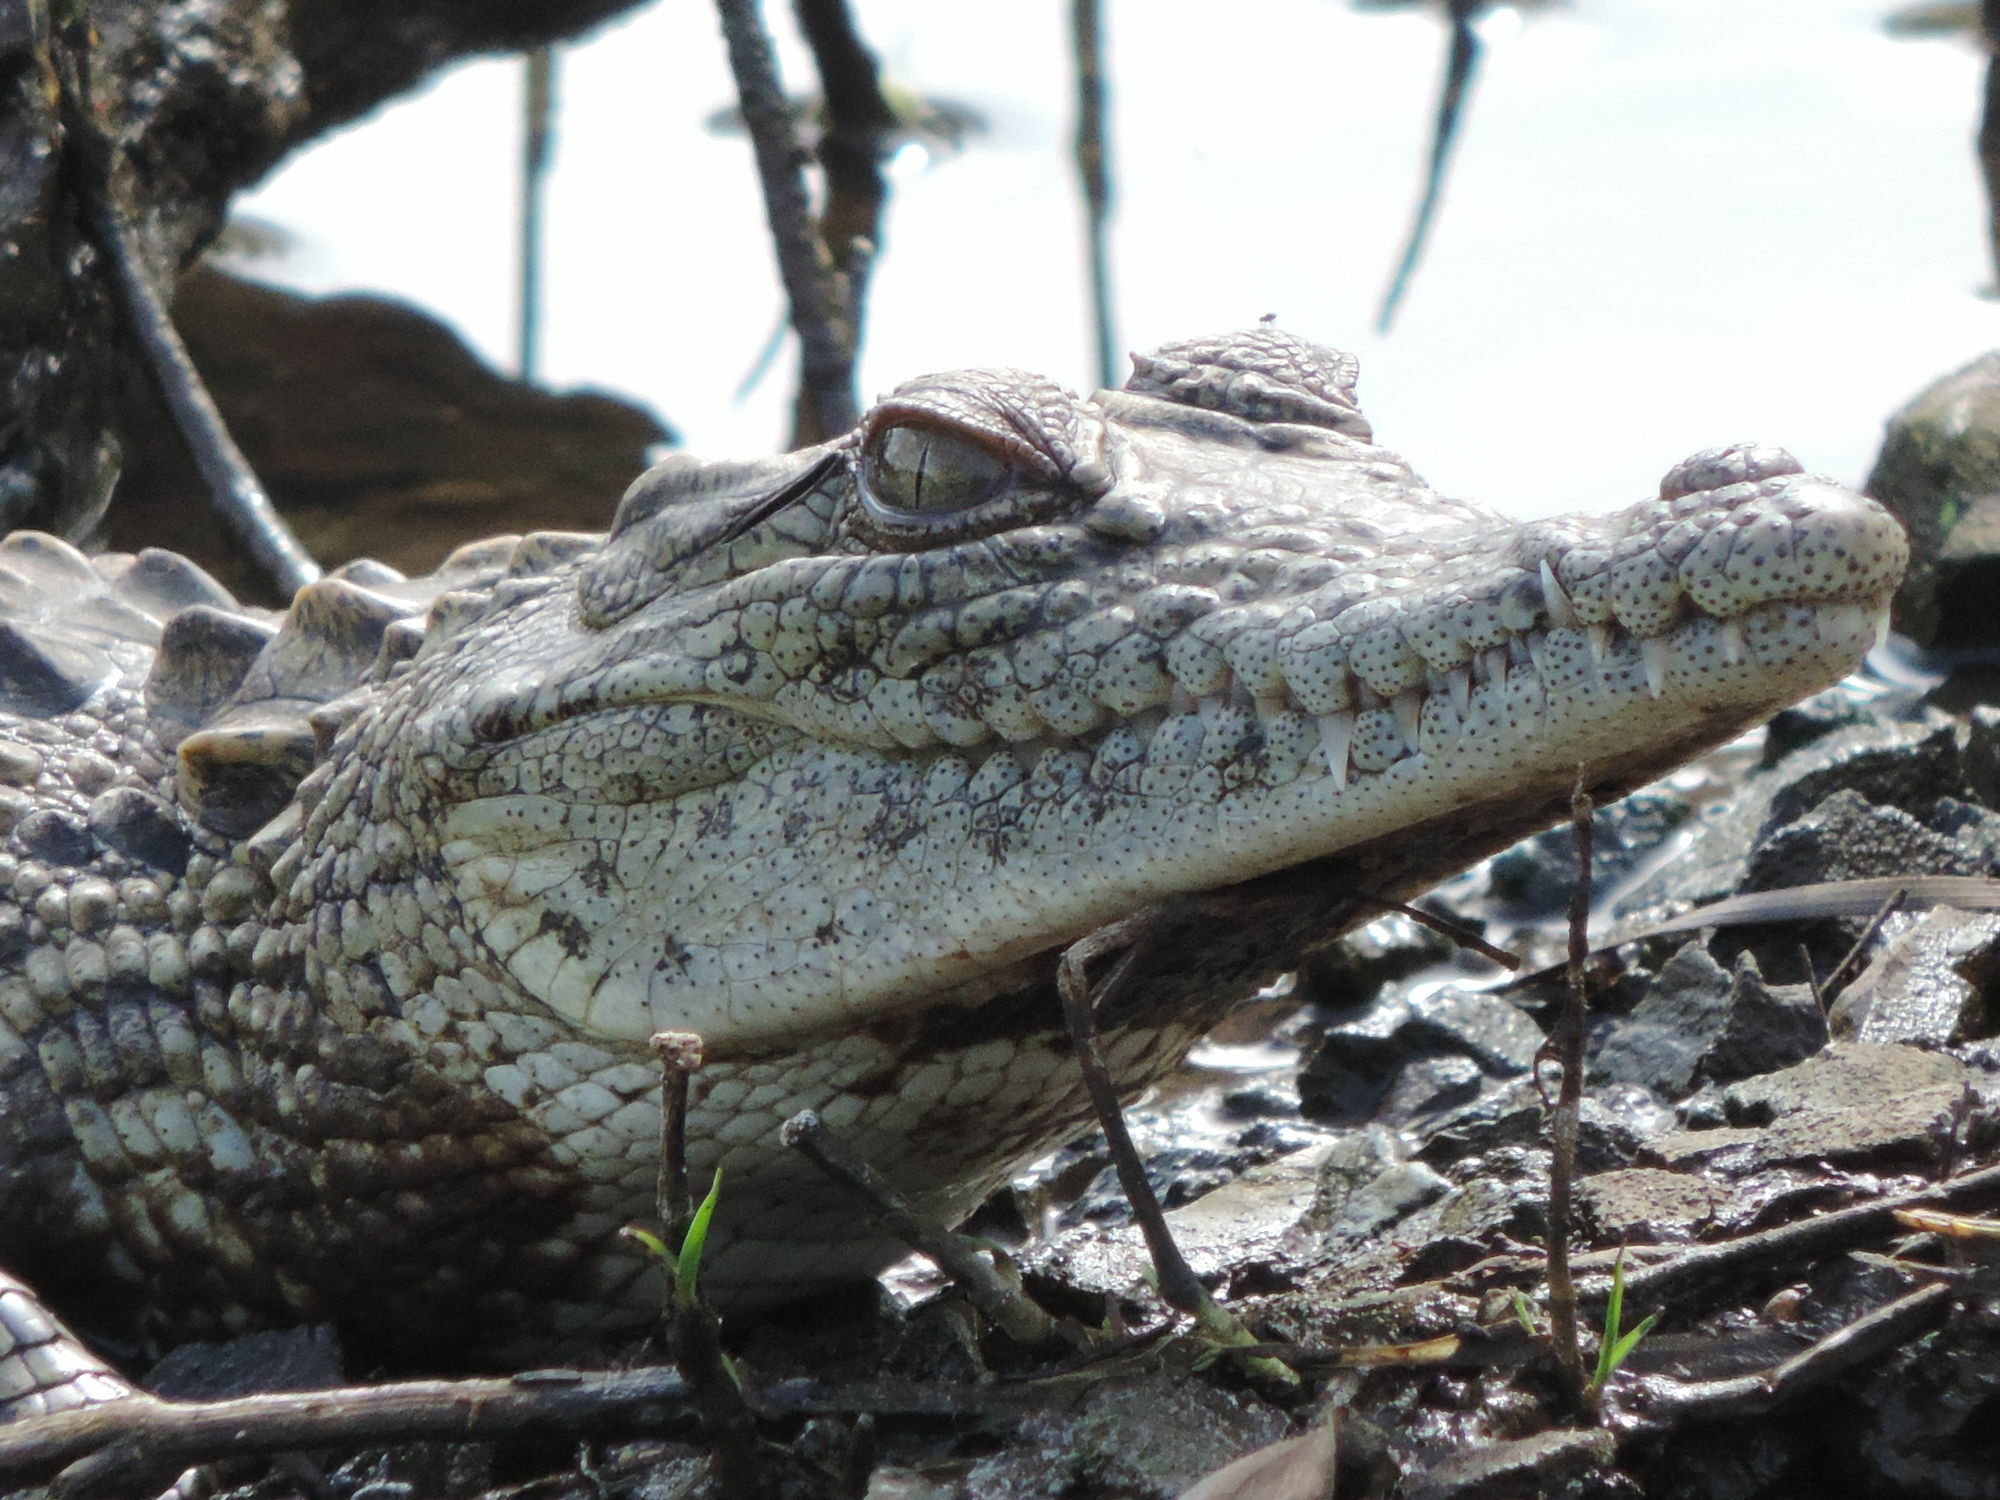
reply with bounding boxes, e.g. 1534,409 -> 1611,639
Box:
1177,1415 -> 1338,1500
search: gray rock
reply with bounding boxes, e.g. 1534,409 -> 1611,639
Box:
1707,950 -> 1828,1080
1865,349 -> 2000,649
1829,907 -> 2000,1045
1590,941 -> 1733,1095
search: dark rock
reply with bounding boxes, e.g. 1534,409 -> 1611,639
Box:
1966,705 -> 2000,808
1576,1085 -> 1678,1170
1590,942 -> 1733,1096
1403,986 -> 1543,1075
108,268 -> 672,601
1296,1127 -> 1449,1253
1707,950 -> 1828,1081
1828,907 -> 2000,1044
1485,789 -> 1691,917
1865,349 -> 2000,649
1380,1054 -> 1485,1122
1745,788 -> 1985,891
1757,720 -> 1964,838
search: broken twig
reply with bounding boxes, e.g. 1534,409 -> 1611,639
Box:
53,25 -> 320,598
714,0 -> 858,442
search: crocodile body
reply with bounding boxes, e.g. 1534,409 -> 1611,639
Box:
0,331 -> 1905,1376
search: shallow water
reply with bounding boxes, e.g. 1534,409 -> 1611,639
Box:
235,0 -> 1997,519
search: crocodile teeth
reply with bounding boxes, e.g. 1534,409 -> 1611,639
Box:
1392,689 -> 1424,752
1540,560 -> 1580,629
1445,665 -> 1470,721
1585,623 -> 1610,665
1641,637 -> 1670,699
1717,618 -> 1746,665
1318,712 -> 1353,787
1872,607 -> 1891,652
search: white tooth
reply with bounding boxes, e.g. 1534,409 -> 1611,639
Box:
1540,560 -> 1580,629
1481,646 -> 1508,691
1641,637 -> 1670,698
1584,624 -> 1609,664
1392,689 -> 1424,751
1717,619 -> 1745,665
1525,634 -> 1550,677
1318,712 -> 1353,787
1871,607 -> 1890,652
1446,665 -> 1470,721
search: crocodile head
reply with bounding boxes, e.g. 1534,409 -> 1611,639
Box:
246,329 -> 1901,1326
342,331 -> 1902,1042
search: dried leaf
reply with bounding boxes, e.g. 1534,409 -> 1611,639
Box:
1177,1417 -> 1337,1500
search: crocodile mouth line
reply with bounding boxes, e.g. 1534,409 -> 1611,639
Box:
699,591 -> 1892,798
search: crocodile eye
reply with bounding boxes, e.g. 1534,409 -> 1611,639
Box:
860,424 -> 1012,521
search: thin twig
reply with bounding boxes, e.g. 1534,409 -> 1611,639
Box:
1818,885 -> 1907,1003
1056,923 -> 1205,1314
1375,0 -> 1481,333
782,1110 -> 1064,1348
1055,925 -> 1298,1389
792,0 -> 891,378
0,1370 -> 696,1498
1538,773 -> 1594,1396
517,45 -> 556,384
1071,0 -> 1116,389
1353,896 -> 1521,971
1609,1281 -> 1953,1427
1617,1157 -> 2000,1306
53,27 -> 320,599
650,1030 -> 704,1249
714,0 -> 857,443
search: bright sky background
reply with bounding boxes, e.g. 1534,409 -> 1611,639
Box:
234,0 -> 1998,523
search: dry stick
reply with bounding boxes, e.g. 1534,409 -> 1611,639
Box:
0,1371 -> 696,1499
651,1031 -> 705,1248
518,45 -> 556,384
791,0 -> 892,350
1375,0 -> 1482,334
1538,774 -> 1595,1396
1071,0 -> 1116,390
1055,926 -> 1298,1389
714,0 -> 858,444
54,30 -> 320,600
1612,1281 -> 1954,1427
1817,885 -> 1907,1004
1617,1156 -> 2000,1306
782,1110 -> 1062,1348
1353,896 -> 1522,972
639,1033 -> 772,1500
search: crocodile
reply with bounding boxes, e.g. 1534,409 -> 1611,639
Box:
0,329 -> 1905,1407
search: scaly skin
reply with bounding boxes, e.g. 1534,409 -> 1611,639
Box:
0,331 -> 1904,1391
